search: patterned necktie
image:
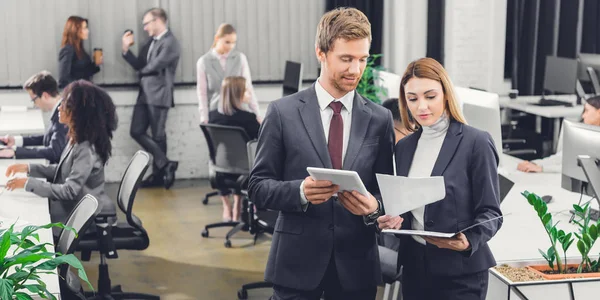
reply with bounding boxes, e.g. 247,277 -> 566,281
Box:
328,101 -> 344,169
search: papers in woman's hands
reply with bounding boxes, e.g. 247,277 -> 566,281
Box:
376,174 -> 445,216
381,215 -> 506,238
306,167 -> 369,197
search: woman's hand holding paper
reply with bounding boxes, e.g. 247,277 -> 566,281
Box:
377,215 -> 403,230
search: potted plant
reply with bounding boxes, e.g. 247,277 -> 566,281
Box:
487,191 -> 600,300
356,54 -> 387,104
0,222 -> 92,300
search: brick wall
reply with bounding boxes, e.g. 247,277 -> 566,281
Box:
444,0 -> 508,93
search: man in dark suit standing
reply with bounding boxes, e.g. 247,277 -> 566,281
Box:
122,7 -> 180,189
0,71 -> 68,164
248,8 -> 394,300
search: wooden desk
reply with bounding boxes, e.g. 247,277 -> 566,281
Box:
0,108 -> 45,135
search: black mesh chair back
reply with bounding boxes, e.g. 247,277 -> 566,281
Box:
201,124 -> 251,175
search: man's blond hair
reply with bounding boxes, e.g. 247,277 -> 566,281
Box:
315,7 -> 371,54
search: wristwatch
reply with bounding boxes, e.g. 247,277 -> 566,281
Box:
364,199 -> 382,225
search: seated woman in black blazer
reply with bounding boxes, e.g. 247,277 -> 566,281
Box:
377,58 -> 502,300
58,16 -> 101,89
209,76 -> 260,221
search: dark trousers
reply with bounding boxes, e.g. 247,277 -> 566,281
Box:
130,104 -> 169,173
271,256 -> 376,300
402,238 -> 489,300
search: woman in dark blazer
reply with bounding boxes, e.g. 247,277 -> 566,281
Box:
377,58 -> 503,300
58,16 -> 101,89
208,76 -> 260,221
6,80 -> 118,226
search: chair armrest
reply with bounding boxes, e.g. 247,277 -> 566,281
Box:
503,139 -> 526,145
504,149 -> 537,156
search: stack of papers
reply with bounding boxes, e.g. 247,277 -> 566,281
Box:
376,174 -> 446,216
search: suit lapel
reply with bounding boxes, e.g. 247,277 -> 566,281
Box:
299,85 -> 332,168
430,120 -> 464,176
54,143 -> 74,182
396,130 -> 422,176
342,94 -> 371,170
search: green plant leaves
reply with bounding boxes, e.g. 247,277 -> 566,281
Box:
578,240 -> 586,255
36,254 -> 92,290
14,292 -> 34,300
0,279 -> 14,300
542,213 -> 552,227
590,224 -> 598,240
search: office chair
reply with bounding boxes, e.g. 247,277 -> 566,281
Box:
282,61 -> 303,97
237,140 -> 278,300
199,124 -> 252,246
587,67 -> 600,95
77,151 -> 160,300
57,194 -> 101,300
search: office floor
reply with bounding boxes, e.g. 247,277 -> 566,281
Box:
79,180 -> 387,300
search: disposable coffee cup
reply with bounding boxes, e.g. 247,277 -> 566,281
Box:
93,48 -> 103,63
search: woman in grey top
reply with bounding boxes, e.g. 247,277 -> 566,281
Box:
6,80 -> 118,224
196,23 -> 260,123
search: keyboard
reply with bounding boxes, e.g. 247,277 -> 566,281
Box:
532,98 -> 573,107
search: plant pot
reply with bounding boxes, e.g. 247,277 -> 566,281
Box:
488,259 -> 600,300
526,264 -> 600,280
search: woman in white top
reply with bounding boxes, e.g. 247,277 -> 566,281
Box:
517,96 -> 600,173
196,23 -> 260,124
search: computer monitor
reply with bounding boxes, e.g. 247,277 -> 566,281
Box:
561,120 -> 600,197
374,70 -> 401,99
577,53 -> 600,82
543,56 -> 579,95
282,61 -> 303,97
454,87 -> 503,164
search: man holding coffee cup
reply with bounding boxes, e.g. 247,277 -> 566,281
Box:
121,7 -> 181,189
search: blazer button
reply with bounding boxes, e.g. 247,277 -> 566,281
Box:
425,220 -> 434,227
328,224 -> 334,230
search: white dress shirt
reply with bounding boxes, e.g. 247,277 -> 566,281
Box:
196,49 -> 260,123
299,79 -> 354,208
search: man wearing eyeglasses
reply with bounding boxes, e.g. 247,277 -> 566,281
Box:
121,7 -> 181,189
0,71 -> 68,164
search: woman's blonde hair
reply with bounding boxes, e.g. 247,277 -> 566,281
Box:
399,57 -> 467,132
220,76 -> 246,116
212,23 -> 236,48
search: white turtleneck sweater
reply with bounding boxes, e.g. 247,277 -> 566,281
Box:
408,114 -> 450,245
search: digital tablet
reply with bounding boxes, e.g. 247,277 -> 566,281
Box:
306,167 -> 369,197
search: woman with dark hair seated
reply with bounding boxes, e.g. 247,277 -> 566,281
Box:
382,98 -> 411,144
209,76 -> 260,222
6,80 -> 118,225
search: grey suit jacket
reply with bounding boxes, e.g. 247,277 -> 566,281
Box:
25,141 -> 116,224
248,85 -> 395,291
122,30 -> 181,108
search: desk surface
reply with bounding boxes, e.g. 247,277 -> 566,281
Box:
0,159 -> 59,298
491,154 -> 600,262
0,109 -> 45,135
499,95 -> 583,119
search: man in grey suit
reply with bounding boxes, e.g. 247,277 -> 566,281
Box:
122,7 -> 180,189
0,71 -> 68,164
248,8 -> 394,300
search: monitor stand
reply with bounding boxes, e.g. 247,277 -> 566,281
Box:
569,156 -> 600,222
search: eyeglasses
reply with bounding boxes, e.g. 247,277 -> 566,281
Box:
142,18 -> 156,27
31,95 -> 39,103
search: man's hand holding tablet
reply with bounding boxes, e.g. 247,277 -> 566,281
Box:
302,176 -> 339,205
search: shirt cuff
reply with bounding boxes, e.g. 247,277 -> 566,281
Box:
299,180 -> 309,212
14,136 -> 23,147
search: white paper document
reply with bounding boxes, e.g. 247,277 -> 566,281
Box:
381,215 -> 505,238
307,167 -> 369,197
376,174 -> 446,216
